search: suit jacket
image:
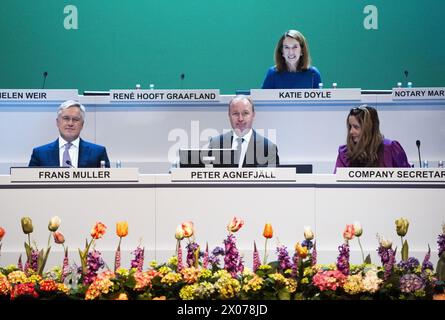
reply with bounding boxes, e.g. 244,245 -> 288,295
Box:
208,130 -> 279,167
28,138 -> 110,168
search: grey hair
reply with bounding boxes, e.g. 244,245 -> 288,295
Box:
57,100 -> 86,120
228,95 -> 255,113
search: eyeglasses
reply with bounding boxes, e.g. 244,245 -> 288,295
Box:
60,116 -> 82,123
350,106 -> 368,115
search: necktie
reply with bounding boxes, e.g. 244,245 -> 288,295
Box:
234,137 -> 244,165
62,142 -> 72,167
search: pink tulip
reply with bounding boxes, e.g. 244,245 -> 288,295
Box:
181,221 -> 194,238
227,216 -> 244,233
343,224 -> 355,241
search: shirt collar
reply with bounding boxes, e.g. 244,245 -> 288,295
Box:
59,136 -> 80,149
233,129 -> 253,144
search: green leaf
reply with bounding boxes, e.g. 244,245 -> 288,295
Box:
277,288 -> 291,300
401,240 -> 409,261
37,246 -> 51,275
24,241 -> 33,261
364,254 -> 372,264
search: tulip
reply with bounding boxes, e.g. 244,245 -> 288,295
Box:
263,223 -> 273,239
116,221 -> 129,238
175,224 -> 185,240
395,218 -> 409,237
353,221 -> 363,237
53,231 -> 65,244
48,216 -> 61,232
295,242 -> 308,259
0,227 -> 5,241
378,235 -> 393,249
343,224 -> 355,241
227,216 -> 244,233
91,222 -> 107,239
21,216 -> 34,234
262,223 -> 273,265
181,221 -> 194,238
304,226 -> 314,240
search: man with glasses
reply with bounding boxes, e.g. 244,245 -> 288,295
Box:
28,100 -> 110,168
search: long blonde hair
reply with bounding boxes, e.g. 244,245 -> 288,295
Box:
346,105 -> 383,167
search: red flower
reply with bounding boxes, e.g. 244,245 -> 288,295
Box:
0,227 -> 5,241
91,222 -> 107,239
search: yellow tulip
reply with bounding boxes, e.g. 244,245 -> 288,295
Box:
21,216 -> 34,234
395,218 -> 409,237
263,223 -> 273,239
116,221 -> 129,238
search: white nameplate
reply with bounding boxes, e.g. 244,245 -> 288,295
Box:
0,89 -> 78,101
110,89 -> 220,102
10,167 -> 139,183
336,168 -> 445,182
171,167 -> 296,182
392,87 -> 445,100
250,88 -> 361,101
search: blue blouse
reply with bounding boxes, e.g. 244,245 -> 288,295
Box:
261,66 -> 322,89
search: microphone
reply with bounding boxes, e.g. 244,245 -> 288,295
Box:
416,140 -> 422,168
65,160 -> 74,168
180,73 -> 185,89
404,70 -> 409,81
42,71 -> 48,89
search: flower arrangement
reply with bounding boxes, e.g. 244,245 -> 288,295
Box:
1,216 -> 444,300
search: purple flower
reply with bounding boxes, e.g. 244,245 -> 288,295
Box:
336,243 -> 350,275
276,245 -> 293,271
202,243 -> 209,269
212,246 -> 225,256
397,257 -> 420,272
399,273 -> 425,293
131,246 -> 145,271
438,234 -> 445,257
224,234 -> 241,277
292,253 -> 299,278
377,246 -> 396,280
177,241 -> 183,272
301,239 -> 313,250
186,242 -> 200,268
253,242 -> 261,272
311,241 -> 317,266
83,250 -> 104,285
422,248 -> 434,272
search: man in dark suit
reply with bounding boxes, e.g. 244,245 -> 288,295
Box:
28,100 -> 110,168
208,95 -> 279,167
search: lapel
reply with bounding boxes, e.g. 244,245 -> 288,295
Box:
48,139 -> 60,166
78,139 -> 89,168
243,130 -> 256,166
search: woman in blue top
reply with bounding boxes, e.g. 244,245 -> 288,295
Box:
262,30 -> 322,89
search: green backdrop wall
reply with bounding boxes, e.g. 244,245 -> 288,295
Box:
1,0 -> 444,93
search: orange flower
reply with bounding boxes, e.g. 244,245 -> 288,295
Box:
0,227 -> 5,241
227,216 -> 244,233
263,223 -> 273,239
116,221 -> 128,238
181,221 -> 194,238
343,224 -> 355,241
91,222 -> 107,239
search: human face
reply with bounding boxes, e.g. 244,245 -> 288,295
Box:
56,106 -> 84,142
282,37 -> 302,70
348,115 -> 362,143
229,99 -> 255,137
